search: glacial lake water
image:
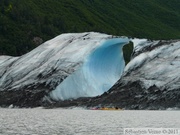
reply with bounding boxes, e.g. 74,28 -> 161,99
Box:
0,108 -> 179,135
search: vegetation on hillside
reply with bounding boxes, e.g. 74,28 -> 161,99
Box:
0,0 -> 180,56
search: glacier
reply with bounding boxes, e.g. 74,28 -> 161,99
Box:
50,38 -> 129,100
1,32 -> 179,109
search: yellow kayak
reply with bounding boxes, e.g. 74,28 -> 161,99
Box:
91,107 -> 123,110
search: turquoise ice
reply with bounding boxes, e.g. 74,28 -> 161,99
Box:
50,38 -> 129,100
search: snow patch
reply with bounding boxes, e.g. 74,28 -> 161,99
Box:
131,38 -> 147,47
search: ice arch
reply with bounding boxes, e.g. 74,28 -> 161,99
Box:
50,38 -> 129,100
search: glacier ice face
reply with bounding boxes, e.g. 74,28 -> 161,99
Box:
50,38 -> 129,100
1,32 -> 179,109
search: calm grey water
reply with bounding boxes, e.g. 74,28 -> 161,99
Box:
0,108 -> 179,135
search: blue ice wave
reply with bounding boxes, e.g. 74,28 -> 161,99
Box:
50,38 -> 129,100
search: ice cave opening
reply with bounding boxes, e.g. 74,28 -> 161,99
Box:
50,38 -> 130,100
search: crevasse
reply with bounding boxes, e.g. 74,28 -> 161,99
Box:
50,38 -> 129,100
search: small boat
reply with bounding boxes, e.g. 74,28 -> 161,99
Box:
90,107 -> 122,110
